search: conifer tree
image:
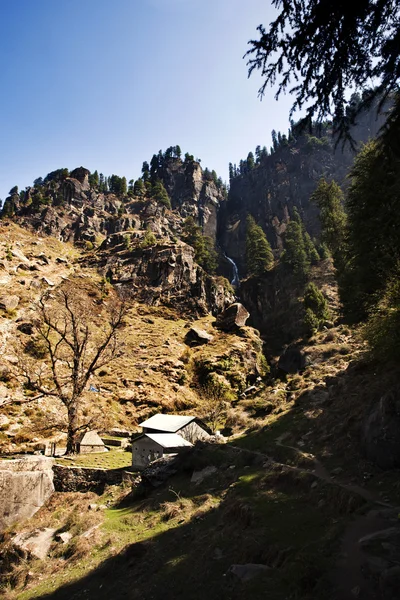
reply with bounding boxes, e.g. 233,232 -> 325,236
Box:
151,180 -> 171,209
247,152 -> 255,170
133,178 -> 145,197
282,220 -> 310,277
311,178 -> 346,257
246,215 -> 274,277
182,217 -> 218,274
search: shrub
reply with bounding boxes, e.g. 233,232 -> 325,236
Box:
304,308 -> 319,337
140,229 -> 157,248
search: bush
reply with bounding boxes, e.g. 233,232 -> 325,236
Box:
304,282 -> 330,321
304,308 -> 319,337
140,229 -> 157,248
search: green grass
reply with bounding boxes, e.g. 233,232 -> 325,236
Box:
56,450 -> 131,470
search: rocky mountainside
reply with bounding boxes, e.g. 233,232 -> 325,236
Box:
1,161 -> 232,316
221,103 -> 388,276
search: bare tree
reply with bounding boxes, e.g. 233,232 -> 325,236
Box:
17,282 -> 126,454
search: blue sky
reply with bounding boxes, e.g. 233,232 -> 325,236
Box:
0,0 -> 295,199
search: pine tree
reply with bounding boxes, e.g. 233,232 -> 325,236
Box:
247,152 -> 255,170
182,217 -> 218,274
133,178 -> 145,197
271,129 -> 278,152
89,170 -> 99,188
292,207 -> 319,264
282,220 -> 310,277
141,161 -> 150,182
340,141 -> 400,320
151,180 -> 171,209
246,215 -> 274,277
311,177 -> 346,257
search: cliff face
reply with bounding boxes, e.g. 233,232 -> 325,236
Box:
220,104 -> 388,276
2,160 -> 229,314
86,233 -> 234,316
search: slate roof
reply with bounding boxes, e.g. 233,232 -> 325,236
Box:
139,414 -> 197,433
141,433 -> 193,449
77,431 -> 104,446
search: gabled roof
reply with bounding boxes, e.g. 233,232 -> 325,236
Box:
78,430 -> 104,446
137,433 -> 193,449
139,414 -> 197,433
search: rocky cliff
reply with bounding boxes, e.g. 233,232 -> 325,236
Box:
220,102 -> 388,276
2,159 -> 230,315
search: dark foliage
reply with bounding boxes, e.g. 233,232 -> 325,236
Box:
246,0 -> 400,148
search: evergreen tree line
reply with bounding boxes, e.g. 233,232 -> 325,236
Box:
314,141 -> 400,359
244,206 -> 329,336
229,120 -> 332,182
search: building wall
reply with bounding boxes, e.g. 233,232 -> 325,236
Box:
132,438 -> 164,470
179,421 -> 210,443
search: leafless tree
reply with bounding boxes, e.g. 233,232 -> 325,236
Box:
17,282 -> 126,454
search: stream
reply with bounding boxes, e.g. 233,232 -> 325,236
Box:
224,254 -> 240,288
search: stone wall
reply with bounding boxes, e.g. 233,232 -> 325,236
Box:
0,456 -> 54,531
53,464 -> 141,494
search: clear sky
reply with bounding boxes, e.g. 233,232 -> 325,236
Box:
0,0 -> 295,200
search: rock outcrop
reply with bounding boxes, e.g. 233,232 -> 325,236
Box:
0,457 -> 54,531
215,303 -> 250,331
87,236 -> 234,315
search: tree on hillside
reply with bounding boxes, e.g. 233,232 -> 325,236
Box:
311,178 -> 347,259
182,217 -> 218,274
292,207 -> 319,265
246,214 -> 274,276
246,1 -> 400,148
340,140 -> 400,319
17,283 -> 126,454
133,178 -> 145,197
151,180 -> 171,209
141,161 -> 150,182
89,170 -> 99,188
282,220 -> 310,278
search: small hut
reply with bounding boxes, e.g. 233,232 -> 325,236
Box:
132,433 -> 192,470
76,431 -> 106,454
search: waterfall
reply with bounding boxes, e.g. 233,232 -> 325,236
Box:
225,254 -> 240,288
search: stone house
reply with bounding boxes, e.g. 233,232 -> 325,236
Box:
132,433 -> 192,470
76,431 -> 105,454
139,414 -> 211,443
131,414 -> 211,470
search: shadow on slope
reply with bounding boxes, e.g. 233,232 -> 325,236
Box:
21,443 -> 368,600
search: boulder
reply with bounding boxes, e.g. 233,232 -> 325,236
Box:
215,303 -> 250,331
363,387 -> 400,469
278,345 -> 307,374
35,253 -> 49,265
191,466 -> 217,484
55,531 -> 72,545
41,277 -> 55,286
12,528 -> 56,560
0,295 -> 19,311
185,326 -> 213,346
